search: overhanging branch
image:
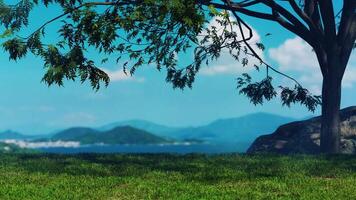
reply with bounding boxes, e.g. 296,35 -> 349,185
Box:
224,1 -> 302,87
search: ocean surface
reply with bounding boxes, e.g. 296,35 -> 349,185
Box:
38,143 -> 249,154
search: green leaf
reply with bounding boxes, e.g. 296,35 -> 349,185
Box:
0,29 -> 13,38
208,5 -> 219,16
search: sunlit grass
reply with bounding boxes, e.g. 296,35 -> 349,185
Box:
0,153 -> 355,199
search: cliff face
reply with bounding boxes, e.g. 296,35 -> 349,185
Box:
247,106 -> 356,154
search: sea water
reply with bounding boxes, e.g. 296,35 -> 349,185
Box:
38,143 -> 249,154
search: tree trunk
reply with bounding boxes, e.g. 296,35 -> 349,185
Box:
320,57 -> 344,154
320,76 -> 341,154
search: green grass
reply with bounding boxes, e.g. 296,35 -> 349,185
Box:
0,153 -> 356,199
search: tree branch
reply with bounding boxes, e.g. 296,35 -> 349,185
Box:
22,1 -> 140,39
198,0 -> 276,20
231,0 -> 262,8
338,0 -> 356,45
224,1 -> 302,86
288,0 -> 323,38
338,0 -> 356,73
199,0 -> 314,46
318,0 -> 337,44
303,0 -> 323,31
262,0 -> 309,32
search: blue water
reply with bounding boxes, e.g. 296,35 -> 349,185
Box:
38,143 -> 249,154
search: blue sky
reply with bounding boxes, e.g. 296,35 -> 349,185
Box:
0,2 -> 355,135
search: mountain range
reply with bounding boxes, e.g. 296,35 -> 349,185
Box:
0,112 -> 296,145
0,130 -> 47,140
99,113 -> 295,143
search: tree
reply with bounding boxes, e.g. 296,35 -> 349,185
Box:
0,0 -> 355,154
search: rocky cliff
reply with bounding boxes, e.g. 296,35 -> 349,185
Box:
247,106 -> 356,154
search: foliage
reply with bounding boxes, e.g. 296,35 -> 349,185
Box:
1,153 -> 356,199
0,0 -> 329,110
237,73 -> 322,112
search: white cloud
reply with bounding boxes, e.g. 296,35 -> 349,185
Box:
102,68 -> 145,82
269,37 -> 318,72
269,36 -> 356,94
200,14 -> 263,76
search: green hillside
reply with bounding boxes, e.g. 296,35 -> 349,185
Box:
52,126 -> 170,144
52,127 -> 99,141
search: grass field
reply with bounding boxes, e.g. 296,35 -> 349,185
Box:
0,153 -> 356,200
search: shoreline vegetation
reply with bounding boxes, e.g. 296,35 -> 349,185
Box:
0,153 -> 355,199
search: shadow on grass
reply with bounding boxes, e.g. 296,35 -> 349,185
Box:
4,153 -> 356,183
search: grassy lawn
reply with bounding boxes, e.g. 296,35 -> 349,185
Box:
0,153 -> 355,200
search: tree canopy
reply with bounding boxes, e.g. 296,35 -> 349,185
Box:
1,0 -> 353,112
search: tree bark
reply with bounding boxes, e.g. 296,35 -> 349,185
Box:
320,55 -> 344,154
320,76 -> 342,154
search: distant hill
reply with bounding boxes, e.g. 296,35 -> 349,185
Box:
0,130 -> 51,141
0,130 -> 25,140
101,113 -> 295,145
195,113 -> 296,142
99,120 -> 180,135
2,112 -> 296,149
51,126 -> 170,145
52,127 -> 98,141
